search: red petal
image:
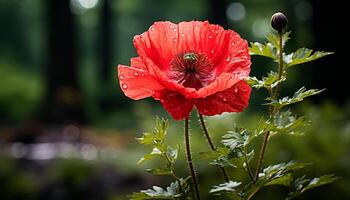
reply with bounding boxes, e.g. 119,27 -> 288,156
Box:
153,90 -> 194,120
214,31 -> 251,76
196,81 -> 251,116
118,65 -> 165,100
133,21 -> 178,70
186,72 -> 240,99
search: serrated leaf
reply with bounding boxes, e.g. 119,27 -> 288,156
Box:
137,148 -> 163,164
244,161 -> 307,199
130,181 -> 184,200
286,175 -> 337,200
136,117 -> 168,146
166,145 -> 179,163
222,128 -> 250,150
266,31 -> 291,48
249,32 -> 291,59
266,87 -> 324,108
265,173 -> 293,187
262,161 -> 306,177
145,168 -> 173,176
256,161 -> 307,187
285,48 -> 333,68
210,181 -> 242,193
249,42 -> 276,59
301,175 -> 337,193
270,110 -> 311,136
248,71 -> 285,90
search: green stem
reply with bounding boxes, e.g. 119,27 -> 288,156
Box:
254,32 -> 284,182
197,112 -> 230,182
163,153 -> 184,196
243,147 -> 255,183
184,118 -> 201,200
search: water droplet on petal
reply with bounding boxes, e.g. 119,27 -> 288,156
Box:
150,26 -> 154,31
173,28 -> 177,32
211,49 -> 215,54
181,33 -> 185,37
122,84 -> 128,89
226,55 -> 231,62
234,87 -> 238,93
134,72 -> 139,76
209,35 -> 212,39
215,30 -> 219,34
223,98 -> 227,102
173,38 -> 177,42
231,42 -> 235,47
141,73 -> 145,77
119,75 -> 124,80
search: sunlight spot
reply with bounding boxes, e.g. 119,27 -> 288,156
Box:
252,18 -> 270,38
79,0 -> 99,9
226,2 -> 246,21
295,1 -> 313,21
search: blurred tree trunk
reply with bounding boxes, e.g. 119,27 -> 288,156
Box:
101,0 -> 112,82
98,0 -> 116,110
208,0 -> 228,28
42,0 -> 85,124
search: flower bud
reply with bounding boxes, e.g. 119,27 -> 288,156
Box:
271,12 -> 288,33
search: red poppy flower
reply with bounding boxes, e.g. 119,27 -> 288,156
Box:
118,21 -> 251,120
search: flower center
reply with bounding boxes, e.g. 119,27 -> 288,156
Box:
168,51 -> 214,89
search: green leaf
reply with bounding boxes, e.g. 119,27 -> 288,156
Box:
166,145 -> 179,163
210,181 -> 242,193
271,110 -> 311,136
244,161 -> 307,199
248,71 -> 285,90
222,128 -> 250,150
262,161 -> 306,177
130,181 -> 183,200
249,32 -> 291,59
266,87 -> 324,108
136,117 -> 168,146
286,175 -> 338,200
265,173 -> 293,187
145,168 -> 173,176
301,175 -> 337,193
137,147 -> 163,164
197,147 -> 231,161
285,48 -> 333,68
249,42 -> 276,59
266,31 -> 291,48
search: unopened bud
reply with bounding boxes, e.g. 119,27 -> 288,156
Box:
271,12 -> 288,33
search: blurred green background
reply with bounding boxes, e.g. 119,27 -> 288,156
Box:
0,0 -> 347,199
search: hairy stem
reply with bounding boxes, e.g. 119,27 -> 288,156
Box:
254,32 -> 284,182
197,112 -> 230,182
184,118 -> 201,200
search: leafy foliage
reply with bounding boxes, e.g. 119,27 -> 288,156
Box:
266,87 -> 324,108
210,181 -> 241,193
247,71 -> 285,90
284,48 -> 333,68
206,31 -> 336,200
286,175 -> 338,200
249,32 -> 290,60
130,179 -> 189,200
132,118 -> 189,199
131,29 -> 336,200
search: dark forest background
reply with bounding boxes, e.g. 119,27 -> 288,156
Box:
0,0 -> 347,200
